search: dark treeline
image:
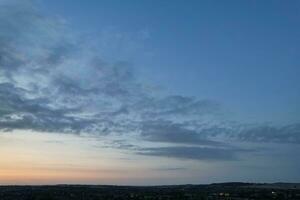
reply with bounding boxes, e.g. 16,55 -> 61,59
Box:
0,183 -> 300,200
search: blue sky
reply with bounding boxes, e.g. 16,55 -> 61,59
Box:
0,0 -> 299,185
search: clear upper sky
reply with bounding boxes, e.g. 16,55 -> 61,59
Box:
0,0 -> 299,185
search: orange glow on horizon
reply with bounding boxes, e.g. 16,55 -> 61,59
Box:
0,130 -> 179,185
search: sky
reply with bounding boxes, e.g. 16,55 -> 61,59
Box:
0,0 -> 299,185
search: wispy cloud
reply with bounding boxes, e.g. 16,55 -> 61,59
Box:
0,0 -> 219,137
0,0 -> 299,163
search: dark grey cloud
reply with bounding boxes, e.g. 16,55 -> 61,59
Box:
103,139 -> 248,161
152,167 -> 187,171
140,120 -> 222,146
133,95 -> 221,119
137,146 -> 243,161
187,122 -> 300,145
0,82 -> 101,133
233,123 -> 300,144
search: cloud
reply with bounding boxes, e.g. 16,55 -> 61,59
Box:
133,95 -> 221,119
0,1 -> 144,135
140,120 -> 222,146
152,167 -> 187,171
188,122 -> 300,145
0,0 -> 221,137
105,139 -> 247,161
137,146 -> 244,161
233,123 -> 300,144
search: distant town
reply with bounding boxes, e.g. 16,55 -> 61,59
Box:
0,182 -> 299,200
